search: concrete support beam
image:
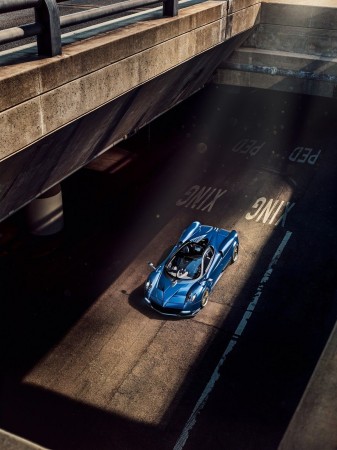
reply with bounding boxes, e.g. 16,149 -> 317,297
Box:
25,184 -> 64,235
0,2 -> 227,161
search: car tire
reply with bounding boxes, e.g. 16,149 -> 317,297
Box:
201,289 -> 209,308
231,244 -> 239,263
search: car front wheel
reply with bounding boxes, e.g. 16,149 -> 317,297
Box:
201,289 -> 209,308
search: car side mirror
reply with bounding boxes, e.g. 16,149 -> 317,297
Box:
148,262 -> 157,270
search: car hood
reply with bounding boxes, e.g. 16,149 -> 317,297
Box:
151,272 -> 191,306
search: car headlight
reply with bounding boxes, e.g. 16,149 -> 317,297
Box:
145,281 -> 152,291
187,293 -> 196,303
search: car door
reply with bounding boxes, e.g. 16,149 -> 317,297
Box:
203,247 -> 219,289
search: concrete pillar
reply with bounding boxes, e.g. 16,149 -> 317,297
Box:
26,184 -> 64,236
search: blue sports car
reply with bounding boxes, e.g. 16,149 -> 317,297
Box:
144,221 -> 239,317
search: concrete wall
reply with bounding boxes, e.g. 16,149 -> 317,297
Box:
215,0 -> 337,97
278,320 -> 337,450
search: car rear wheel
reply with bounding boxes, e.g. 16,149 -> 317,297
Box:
201,289 -> 209,308
231,244 -> 239,263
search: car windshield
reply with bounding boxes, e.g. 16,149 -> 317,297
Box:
165,242 -> 205,280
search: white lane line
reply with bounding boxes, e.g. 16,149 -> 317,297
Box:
173,231 -> 293,450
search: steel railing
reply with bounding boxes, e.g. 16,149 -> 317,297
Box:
0,0 -> 178,57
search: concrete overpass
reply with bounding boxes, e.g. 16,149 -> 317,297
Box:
1,0 -> 337,449
0,0 -> 259,225
1,0 -> 337,225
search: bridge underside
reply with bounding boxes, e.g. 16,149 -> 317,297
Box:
0,35 -> 247,223
1,0 -> 260,222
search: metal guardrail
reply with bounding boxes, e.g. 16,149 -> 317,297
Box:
0,0 -> 178,56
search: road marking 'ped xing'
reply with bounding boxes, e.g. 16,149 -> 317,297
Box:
173,231 -> 293,450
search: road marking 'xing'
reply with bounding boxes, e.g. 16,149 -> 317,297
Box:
176,185 -> 227,212
173,231 -> 293,450
245,197 -> 295,227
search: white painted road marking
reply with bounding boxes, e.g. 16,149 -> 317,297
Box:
176,186 -> 227,212
245,197 -> 295,227
173,231 -> 293,450
232,138 -> 266,156
275,202 -> 296,227
288,147 -> 321,165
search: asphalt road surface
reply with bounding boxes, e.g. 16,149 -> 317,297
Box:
0,85 -> 336,450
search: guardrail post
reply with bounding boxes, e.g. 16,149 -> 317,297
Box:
35,0 -> 61,56
163,0 -> 178,17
